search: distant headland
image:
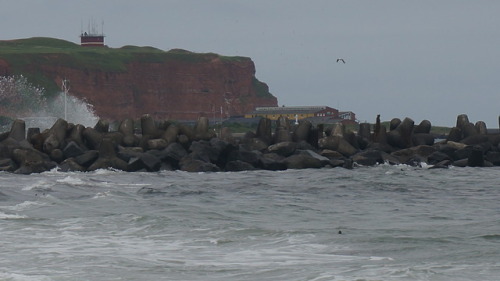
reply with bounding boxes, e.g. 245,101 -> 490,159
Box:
0,37 -> 277,121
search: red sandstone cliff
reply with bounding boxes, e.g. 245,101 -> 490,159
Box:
0,50 -> 277,121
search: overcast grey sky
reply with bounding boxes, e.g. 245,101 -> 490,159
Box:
2,0 -> 500,127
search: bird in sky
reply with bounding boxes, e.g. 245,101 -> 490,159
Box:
336,58 -> 345,64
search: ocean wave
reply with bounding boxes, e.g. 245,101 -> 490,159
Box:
56,176 -> 86,186
2,200 -> 47,212
0,211 -> 28,220
0,272 -> 51,281
21,180 -> 53,192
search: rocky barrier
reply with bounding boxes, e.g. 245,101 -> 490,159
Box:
1,114 -> 499,174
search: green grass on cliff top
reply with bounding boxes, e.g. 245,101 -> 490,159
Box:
0,37 -> 250,72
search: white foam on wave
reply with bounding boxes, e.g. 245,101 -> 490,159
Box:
0,271 -> 52,281
92,191 -> 111,199
369,256 -> 394,261
0,211 -> 28,220
93,168 -> 123,175
56,176 -> 85,186
3,200 -> 46,212
22,180 -> 53,191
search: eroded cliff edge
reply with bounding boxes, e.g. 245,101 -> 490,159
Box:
0,37 -> 278,120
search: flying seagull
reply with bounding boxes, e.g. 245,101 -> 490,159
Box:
336,58 -> 345,64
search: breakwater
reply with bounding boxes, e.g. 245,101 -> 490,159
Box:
1,114 -> 499,174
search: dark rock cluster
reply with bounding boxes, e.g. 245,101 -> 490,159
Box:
1,113 -> 499,174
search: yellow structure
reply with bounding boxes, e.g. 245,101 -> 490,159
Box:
245,106 -> 338,121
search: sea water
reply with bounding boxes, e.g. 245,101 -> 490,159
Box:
0,165 -> 499,281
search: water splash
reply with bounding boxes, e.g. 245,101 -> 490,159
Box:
22,92 -> 98,131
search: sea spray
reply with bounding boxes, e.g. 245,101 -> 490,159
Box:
22,92 -> 98,131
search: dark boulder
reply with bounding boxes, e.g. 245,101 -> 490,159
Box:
141,114 -> 161,138
462,122 -> 478,139
128,153 -> 162,172
284,153 -> 324,169
58,158 -> 86,172
475,121 -> 487,135
8,119 -> 26,141
486,151 -> 500,166
391,145 -> 436,163
219,127 -> 235,144
63,141 -> 86,159
12,148 -> 56,174
293,120 -> 312,142
82,127 -> 103,150
94,119 -> 109,133
274,116 -> 292,143
119,118 -> 138,147
268,141 -> 297,157
320,149 -> 344,159
161,142 -> 188,168
352,149 -> 385,166
372,124 -> 388,144
467,145 -> 485,167
103,132 -> 125,148
228,148 -> 262,167
295,150 -> 330,166
225,160 -> 257,172
117,146 -> 143,163
209,138 -> 234,167
194,117 -> 214,141
427,151 -> 452,165
429,160 -> 452,169
274,128 -> 292,143
162,124 -> 180,145
189,140 -> 221,164
461,135 -> 489,146
67,124 -> 87,149
49,149 -> 64,163
178,124 -> 195,144
43,118 -> 68,154
318,135 -> 357,157
0,158 -> 17,172
147,138 -> 169,150
118,118 -> 135,135
414,120 -> 431,134
175,134 -> 190,150
255,118 -> 272,144
453,146 -> 473,161
240,138 -> 269,152
259,153 -> 287,171
26,128 -> 40,144
456,114 -> 470,130
389,118 -> 401,131
488,134 -> 500,147
387,117 -> 414,149
75,150 -> 99,167
343,131 -> 360,150
452,158 -> 468,167
308,126 -> 322,148
358,123 -> 371,141
87,138 -> 128,171
330,123 -> 345,137
179,157 -> 220,172
412,133 -> 435,146
446,127 -> 462,142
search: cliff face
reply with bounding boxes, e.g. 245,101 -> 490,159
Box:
0,38 -> 278,121
36,56 -> 276,121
